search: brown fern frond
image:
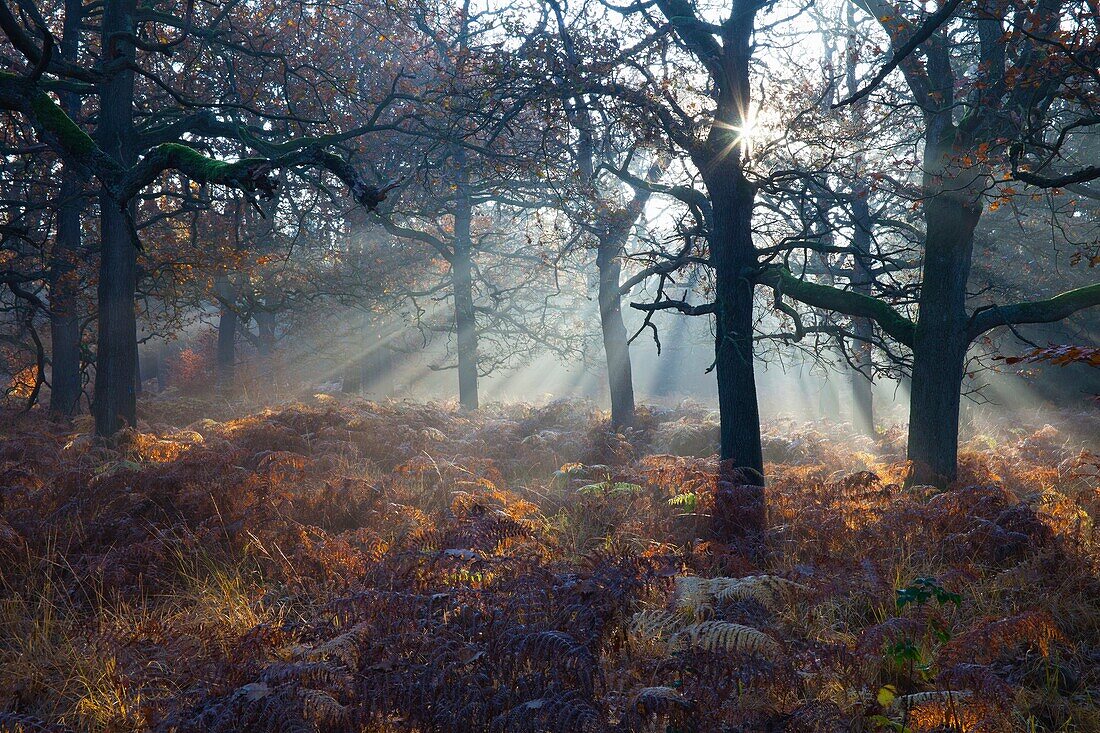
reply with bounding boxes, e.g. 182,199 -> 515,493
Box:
858,616 -> 926,658
629,609 -> 684,645
298,687 -> 347,726
260,661 -> 354,694
306,623 -> 372,669
195,682 -> 315,733
938,663 -> 1014,700
622,686 -> 695,730
491,692 -> 603,733
940,611 -> 1063,666
895,690 -> 972,707
670,573 -> 808,625
669,620 -> 780,656
706,575 -> 808,608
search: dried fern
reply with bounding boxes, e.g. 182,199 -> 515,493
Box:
672,574 -> 807,615
669,620 -> 780,656
306,622 -> 372,669
298,687 -> 347,725
628,609 -> 685,645
491,692 -> 603,733
894,690 -> 972,707
1,398 -> 1095,733
672,576 -> 714,618
624,686 -> 695,729
707,575 -> 807,607
940,610 -> 1063,665
510,630 -> 600,694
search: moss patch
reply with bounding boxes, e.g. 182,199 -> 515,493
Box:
28,89 -> 97,157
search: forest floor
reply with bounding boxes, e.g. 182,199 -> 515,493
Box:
0,395 -> 1098,732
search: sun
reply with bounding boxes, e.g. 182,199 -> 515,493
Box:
714,104 -> 761,160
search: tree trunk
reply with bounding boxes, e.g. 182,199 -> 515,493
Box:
907,193 -> 981,487
155,341 -> 168,391
363,324 -> 389,395
698,6 -> 765,554
709,180 -> 764,479
851,319 -> 875,436
94,201 -> 138,434
215,276 -> 237,394
256,309 -> 276,367
215,305 -> 237,394
453,193 -> 478,410
94,202 -> 138,434
134,348 -> 142,395
564,94 -> 647,428
706,177 -> 766,553
818,376 -> 840,420
342,212 -> 367,395
341,358 -> 362,394
342,314 -> 367,394
216,309 -> 236,391
597,239 -> 635,429
92,0 -> 138,436
49,0 -> 84,417
850,188 -> 875,436
50,172 -> 83,416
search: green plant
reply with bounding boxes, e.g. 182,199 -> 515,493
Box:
896,577 -> 961,611
874,577 -> 966,732
576,476 -> 642,497
667,492 -> 699,514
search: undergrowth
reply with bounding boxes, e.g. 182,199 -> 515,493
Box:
0,396 -> 1097,732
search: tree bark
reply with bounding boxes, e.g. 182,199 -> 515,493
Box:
701,173 -> 765,559
94,201 -> 138,433
256,310 -> 276,358
94,200 -> 138,434
342,313 -> 368,394
597,239 -> 635,429
906,190 -> 981,487
708,178 -> 764,480
215,275 -> 237,394
850,188 -> 875,436
851,319 -> 875,436
560,84 -> 646,429
695,0 -> 765,483
92,0 -> 138,436
684,1 -> 765,553
48,0 -> 84,417
50,171 -> 83,416
453,192 -> 478,410
341,358 -> 363,394
134,347 -> 142,395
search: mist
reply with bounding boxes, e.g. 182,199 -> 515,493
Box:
1,0 -> 1099,729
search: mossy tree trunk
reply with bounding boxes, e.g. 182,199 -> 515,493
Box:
50,170 -> 84,416
92,0 -> 139,436
48,0 -> 85,417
